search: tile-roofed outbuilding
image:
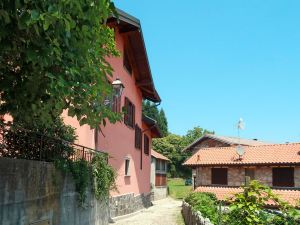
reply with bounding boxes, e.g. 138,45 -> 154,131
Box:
195,186 -> 300,206
151,150 -> 170,161
183,143 -> 300,166
182,134 -> 271,152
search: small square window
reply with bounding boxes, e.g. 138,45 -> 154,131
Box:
245,168 -> 255,180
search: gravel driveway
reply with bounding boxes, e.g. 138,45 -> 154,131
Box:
113,198 -> 182,225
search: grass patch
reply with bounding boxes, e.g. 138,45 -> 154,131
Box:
168,178 -> 192,200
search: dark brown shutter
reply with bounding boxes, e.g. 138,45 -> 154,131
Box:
211,168 -> 228,185
132,104 -> 135,127
144,135 -> 149,155
135,124 -> 142,149
273,167 -> 294,187
124,97 -> 129,125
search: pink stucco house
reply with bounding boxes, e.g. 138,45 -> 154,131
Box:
63,9 -> 162,218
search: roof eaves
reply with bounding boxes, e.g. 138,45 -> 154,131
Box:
142,114 -> 163,138
114,8 -> 141,28
110,9 -> 161,103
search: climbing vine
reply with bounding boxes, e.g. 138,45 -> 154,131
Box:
55,152 -> 117,205
91,153 -> 117,200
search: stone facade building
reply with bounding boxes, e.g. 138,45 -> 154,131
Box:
183,134 -> 270,188
184,142 -> 300,206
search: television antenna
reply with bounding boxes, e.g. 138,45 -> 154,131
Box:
236,118 -> 245,158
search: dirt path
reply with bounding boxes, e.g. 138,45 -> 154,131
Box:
113,198 -> 183,225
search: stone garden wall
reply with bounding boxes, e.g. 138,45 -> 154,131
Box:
182,201 -> 213,225
109,192 -> 152,218
0,157 -> 109,225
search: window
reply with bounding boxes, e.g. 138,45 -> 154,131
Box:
155,160 -> 167,173
165,161 -> 168,171
162,161 -> 167,172
211,168 -> 228,185
273,167 -> 294,187
245,168 -> 255,180
155,159 -> 161,171
112,95 -> 121,113
124,97 -> 135,128
125,158 -> 130,176
123,49 -> 132,75
144,135 -> 150,155
135,124 -> 142,149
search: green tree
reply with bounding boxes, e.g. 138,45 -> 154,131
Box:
0,0 -> 120,127
142,100 -> 168,136
183,126 -> 214,146
158,109 -> 168,136
153,126 -> 213,178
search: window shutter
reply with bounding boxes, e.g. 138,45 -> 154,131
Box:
136,125 -> 142,149
273,167 -> 294,187
144,135 -> 149,155
132,104 -> 135,127
124,97 -> 129,125
124,97 -> 135,128
211,168 -> 228,185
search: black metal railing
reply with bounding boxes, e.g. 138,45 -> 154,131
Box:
0,122 -> 107,163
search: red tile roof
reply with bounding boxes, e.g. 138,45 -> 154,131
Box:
195,186 -> 300,206
151,150 -> 170,161
183,143 -> 300,166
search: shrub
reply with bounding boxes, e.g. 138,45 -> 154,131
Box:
185,192 -> 219,224
223,180 -> 300,225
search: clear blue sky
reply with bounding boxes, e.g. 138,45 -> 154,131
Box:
114,0 -> 300,143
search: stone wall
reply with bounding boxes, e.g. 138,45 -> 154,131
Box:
228,167 -> 245,186
152,186 -> 168,201
195,166 -> 300,188
109,192 -> 152,218
255,167 -> 272,186
195,167 -> 211,186
0,157 -> 109,225
182,201 -> 213,225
